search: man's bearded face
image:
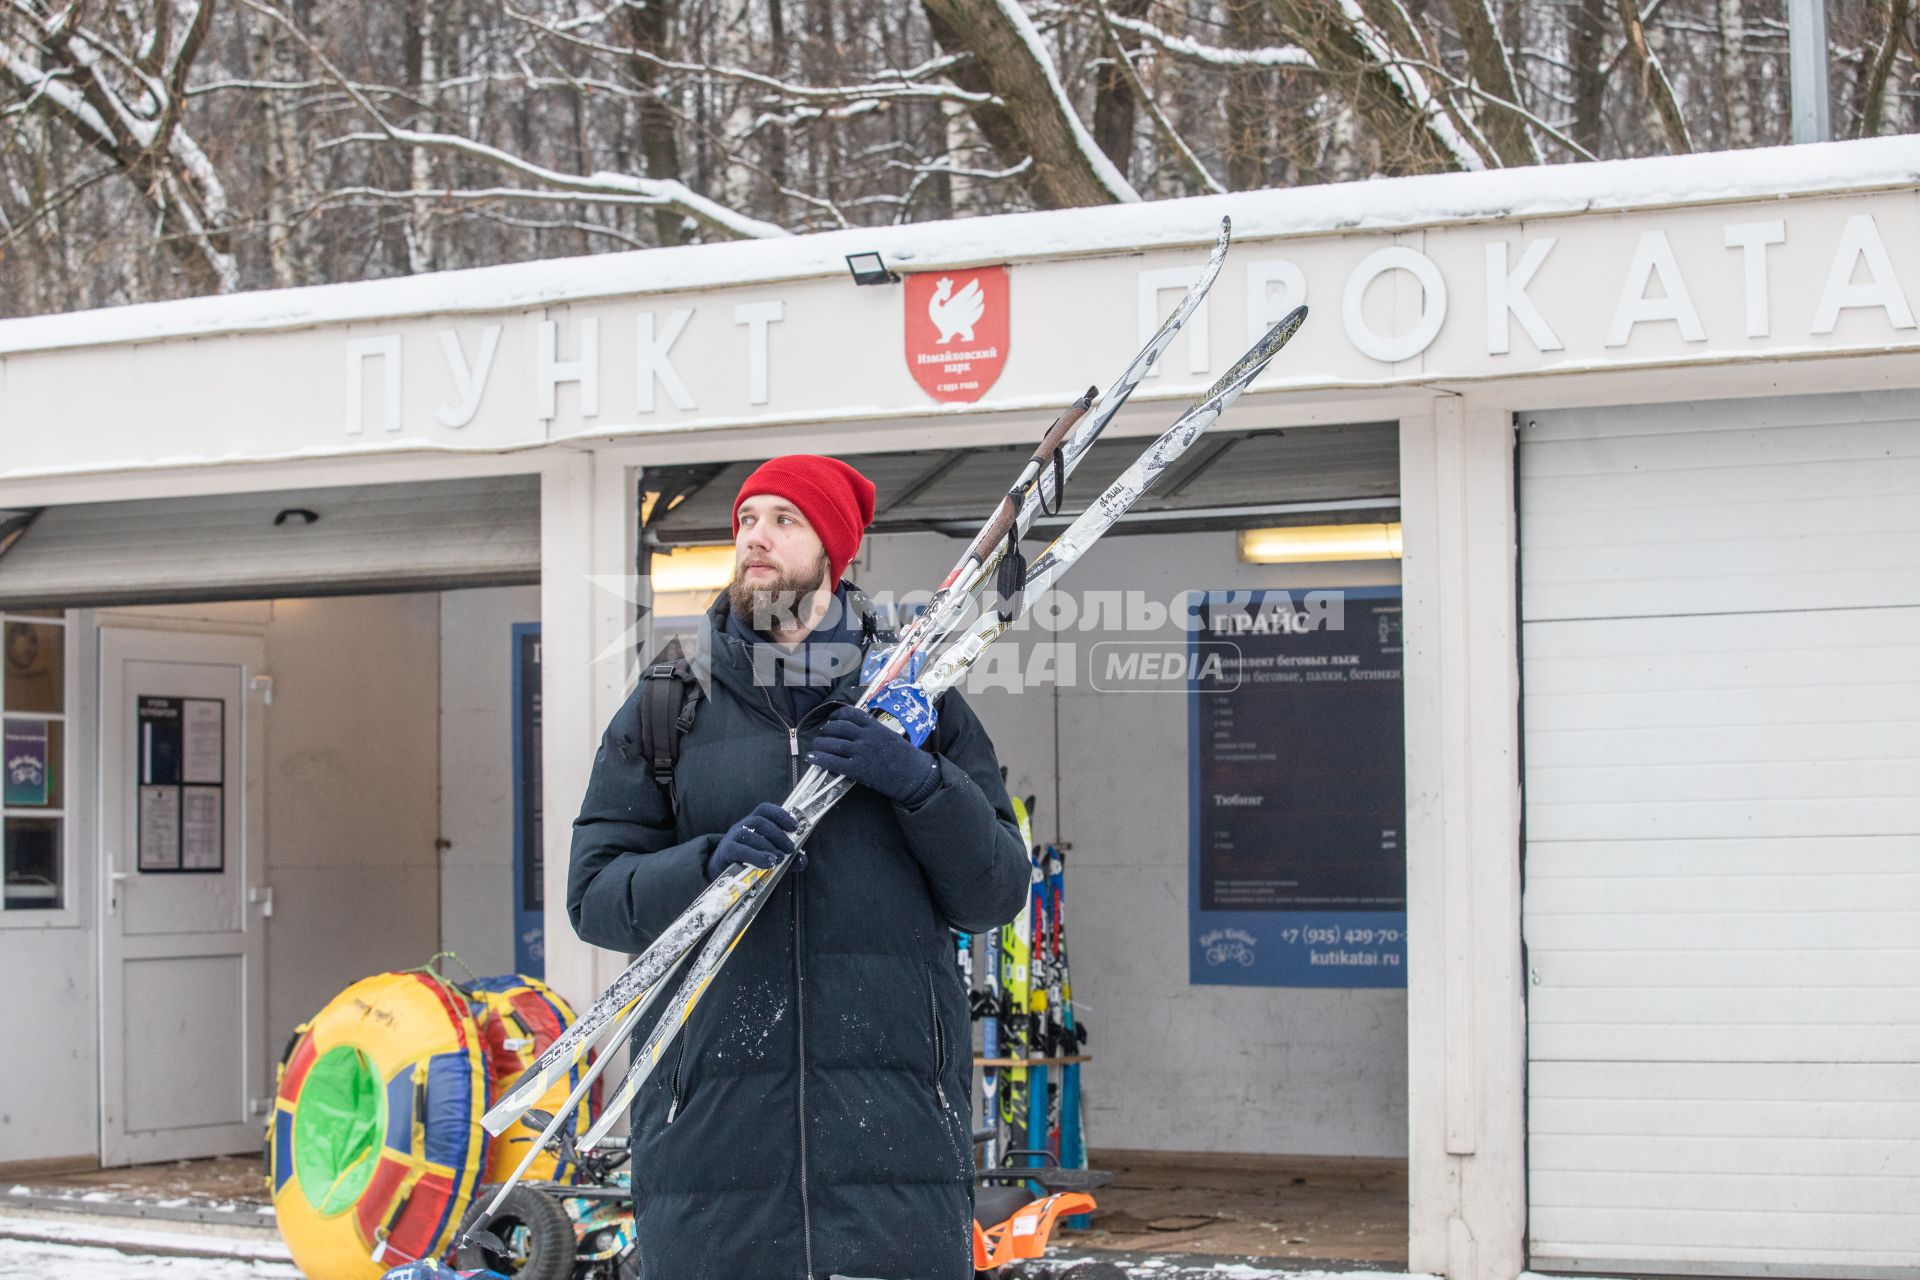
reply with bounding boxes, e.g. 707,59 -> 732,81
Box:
728,495 -> 832,630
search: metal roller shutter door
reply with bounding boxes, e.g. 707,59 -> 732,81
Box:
0,475 -> 540,608
1519,391 -> 1920,1279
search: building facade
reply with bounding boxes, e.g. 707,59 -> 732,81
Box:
1,136 -> 1916,1280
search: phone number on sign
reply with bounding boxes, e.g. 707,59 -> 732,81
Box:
1282,927 -> 1405,946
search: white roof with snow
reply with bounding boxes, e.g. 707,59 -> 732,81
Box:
1,136 -> 1914,356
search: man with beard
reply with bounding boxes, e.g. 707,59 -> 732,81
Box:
567,454 -> 1032,1280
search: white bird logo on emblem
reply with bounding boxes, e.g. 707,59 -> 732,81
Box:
927,276 -> 986,344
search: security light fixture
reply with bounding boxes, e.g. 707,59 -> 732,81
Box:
845,252 -> 900,286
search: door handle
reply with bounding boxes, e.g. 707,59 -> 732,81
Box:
107,868 -> 129,916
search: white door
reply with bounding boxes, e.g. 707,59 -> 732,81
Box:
99,627 -> 268,1166
1519,390 -> 1920,1277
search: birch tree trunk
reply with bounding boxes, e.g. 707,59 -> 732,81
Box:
404,0 -> 438,273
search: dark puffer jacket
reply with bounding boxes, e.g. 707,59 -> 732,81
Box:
567,588 -> 1031,1280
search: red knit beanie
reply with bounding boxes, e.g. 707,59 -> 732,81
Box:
732,455 -> 877,586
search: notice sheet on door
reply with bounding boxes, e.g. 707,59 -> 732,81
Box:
137,695 -> 225,873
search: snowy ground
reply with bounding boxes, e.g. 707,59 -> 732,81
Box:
0,1214 -> 1427,1280
0,1239 -> 300,1278
0,1241 -> 1414,1280
0,1213 -> 298,1279
1035,1263 -> 1419,1280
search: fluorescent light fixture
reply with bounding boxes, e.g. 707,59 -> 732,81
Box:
845,251 -> 900,286
649,545 -> 735,592
1237,522 -> 1403,564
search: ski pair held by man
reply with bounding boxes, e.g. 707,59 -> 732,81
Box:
480,217 -> 1237,1144
575,299 -> 1311,1151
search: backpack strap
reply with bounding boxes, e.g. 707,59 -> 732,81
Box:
640,640 -> 703,806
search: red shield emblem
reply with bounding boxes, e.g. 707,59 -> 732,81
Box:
904,266 -> 1010,403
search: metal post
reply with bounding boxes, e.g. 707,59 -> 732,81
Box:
635,467 -> 656,665
1788,0 -> 1831,143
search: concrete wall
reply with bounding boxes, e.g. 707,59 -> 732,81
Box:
860,528 -> 1408,1158
439,586 -> 540,977
261,594 -> 442,1048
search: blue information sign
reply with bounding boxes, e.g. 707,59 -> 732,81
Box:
512,623 -> 544,978
1187,587 -> 1406,987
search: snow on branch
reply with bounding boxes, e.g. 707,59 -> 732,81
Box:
923,0 -> 1139,206
988,0 -> 1138,201
1331,0 -> 1486,170
1081,7 -> 1315,70
327,124 -> 789,239
503,6 -> 1001,111
0,3 -> 239,291
1090,0 -> 1225,194
242,0 -> 789,241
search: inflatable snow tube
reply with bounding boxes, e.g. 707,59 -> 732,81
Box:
468,974 -> 595,1184
268,971 -> 487,1280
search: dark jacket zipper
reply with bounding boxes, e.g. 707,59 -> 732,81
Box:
665,1036 -> 688,1123
927,967 -> 950,1110
761,688 -> 826,1280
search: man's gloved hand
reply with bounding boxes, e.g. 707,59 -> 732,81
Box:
807,705 -> 942,807
705,802 -> 804,881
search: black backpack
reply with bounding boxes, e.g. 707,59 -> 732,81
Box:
634,639 -> 704,810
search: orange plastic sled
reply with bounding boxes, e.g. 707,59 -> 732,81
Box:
971,1191 -> 1098,1271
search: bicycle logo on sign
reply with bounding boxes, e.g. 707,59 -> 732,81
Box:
1198,927 -> 1257,968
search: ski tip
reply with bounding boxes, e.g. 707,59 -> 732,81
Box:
460,1227 -> 507,1257
1218,215 -> 1231,237
1082,384 -> 1098,403
481,1082 -> 537,1135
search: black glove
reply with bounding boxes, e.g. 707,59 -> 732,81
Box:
806,706 -> 942,807
705,802 -> 803,881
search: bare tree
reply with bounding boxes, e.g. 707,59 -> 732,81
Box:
1,0 -> 239,293
1855,0 -> 1912,136
922,0 -> 1137,205
1616,0 -> 1694,152
1262,0 -> 1485,172
3,0 -> 1915,319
